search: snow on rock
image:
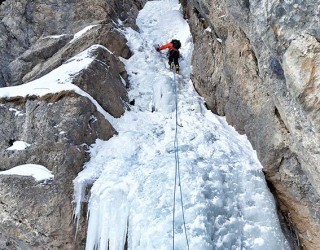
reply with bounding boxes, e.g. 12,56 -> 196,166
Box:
6,141 -> 31,150
0,44 -> 114,121
69,25 -> 100,43
73,0 -> 290,249
42,34 -> 68,40
0,46 -> 94,99
9,108 -> 24,116
204,27 -> 212,33
0,164 -> 54,182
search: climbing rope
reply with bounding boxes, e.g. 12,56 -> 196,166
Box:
172,67 -> 190,250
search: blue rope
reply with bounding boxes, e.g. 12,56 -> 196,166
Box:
172,67 -> 190,250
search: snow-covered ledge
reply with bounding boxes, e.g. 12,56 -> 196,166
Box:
0,164 -> 54,182
0,44 -> 114,122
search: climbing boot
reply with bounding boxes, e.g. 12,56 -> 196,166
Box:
170,62 -> 175,71
175,65 -> 180,74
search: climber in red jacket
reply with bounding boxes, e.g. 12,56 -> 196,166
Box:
156,39 -> 181,73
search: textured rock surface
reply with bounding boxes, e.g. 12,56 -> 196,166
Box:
0,0 -> 147,248
0,0 -> 145,87
71,45 -> 129,118
0,93 -> 117,249
181,0 -> 320,248
22,24 -> 132,87
3,34 -> 73,87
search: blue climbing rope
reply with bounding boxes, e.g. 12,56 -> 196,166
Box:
172,67 -> 190,250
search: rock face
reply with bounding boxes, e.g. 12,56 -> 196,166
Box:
10,24 -> 132,88
181,0 -> 320,248
0,0 -> 147,248
0,93 -> 116,249
0,0 -> 145,87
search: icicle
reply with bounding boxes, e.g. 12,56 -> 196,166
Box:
85,180 -> 131,250
73,179 -> 88,235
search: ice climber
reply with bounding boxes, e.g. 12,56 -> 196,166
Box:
156,39 -> 181,73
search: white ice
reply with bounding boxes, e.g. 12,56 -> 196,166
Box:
73,1 -> 290,250
6,141 -> 31,150
0,164 -> 54,182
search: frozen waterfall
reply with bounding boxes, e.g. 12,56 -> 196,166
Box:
74,0 -> 290,249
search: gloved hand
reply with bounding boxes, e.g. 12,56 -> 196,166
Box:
156,47 -> 160,52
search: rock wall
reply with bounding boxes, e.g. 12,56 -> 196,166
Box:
0,93 -> 116,249
181,0 -> 320,248
0,0 -> 145,87
0,0 -> 147,248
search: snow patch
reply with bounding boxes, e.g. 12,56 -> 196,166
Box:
0,164 -> 54,182
9,108 -> 23,116
42,34 -> 67,39
69,25 -> 99,43
6,141 -> 31,150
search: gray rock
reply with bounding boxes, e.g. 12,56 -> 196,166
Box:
0,0 -> 150,247
0,0 -> 149,248
2,34 -> 72,86
0,92 -> 117,249
283,33 -> 320,131
23,24 -> 131,86
0,0 -> 147,87
71,45 -> 129,118
0,231 -> 32,250
182,0 -> 320,248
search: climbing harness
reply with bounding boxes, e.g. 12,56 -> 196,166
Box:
172,67 -> 190,250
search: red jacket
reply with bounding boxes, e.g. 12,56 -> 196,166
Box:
159,42 -> 178,51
